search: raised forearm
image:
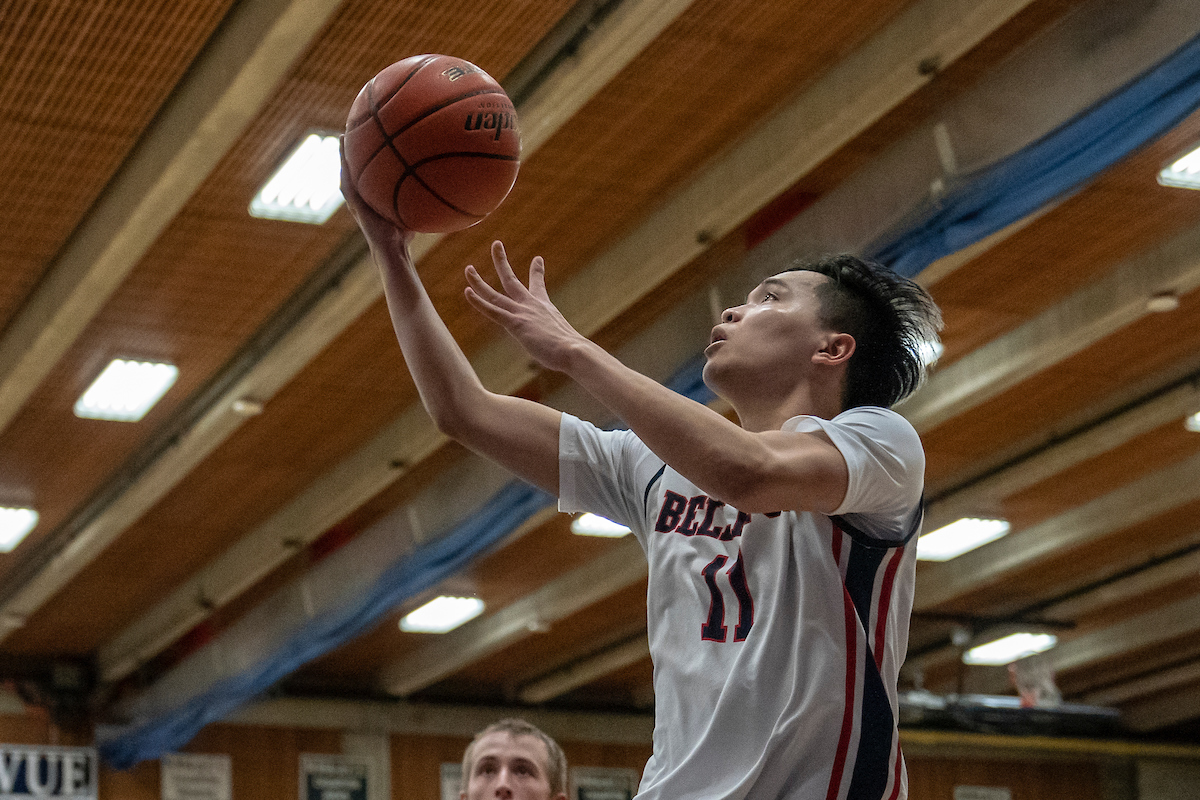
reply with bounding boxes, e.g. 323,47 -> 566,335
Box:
560,339 -> 845,513
376,248 -> 486,427
562,339 -> 759,498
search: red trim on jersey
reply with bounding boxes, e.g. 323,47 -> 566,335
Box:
825,524 -> 858,800
887,736 -> 903,800
873,545 -> 905,671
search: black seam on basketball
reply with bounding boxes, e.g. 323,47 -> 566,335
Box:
365,75 -> 413,179
367,79 -> 389,146
362,59 -> 438,172
408,151 -> 521,168
395,165 -> 486,222
371,94 -> 514,186
384,88 -> 512,142
379,55 -> 440,108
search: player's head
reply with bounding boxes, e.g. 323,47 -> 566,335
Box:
787,253 -> 942,409
460,718 -> 567,800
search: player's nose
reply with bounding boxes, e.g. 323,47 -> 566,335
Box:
722,306 -> 742,323
493,768 -> 514,798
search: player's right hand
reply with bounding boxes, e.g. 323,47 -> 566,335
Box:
339,135 -> 415,267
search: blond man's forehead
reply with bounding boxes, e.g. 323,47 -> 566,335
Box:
473,731 -> 550,763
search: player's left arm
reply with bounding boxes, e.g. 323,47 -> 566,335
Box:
464,243 -> 848,514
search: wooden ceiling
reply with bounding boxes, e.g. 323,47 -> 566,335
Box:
4,0 -> 1200,751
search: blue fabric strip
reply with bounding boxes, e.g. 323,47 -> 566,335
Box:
872,32 -> 1200,278
100,480 -> 554,768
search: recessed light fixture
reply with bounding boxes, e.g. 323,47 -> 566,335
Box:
570,513 -> 631,537
231,397 -> 265,417
1185,411 -> 1200,433
1158,143 -> 1200,190
0,507 -> 38,553
74,359 -> 179,421
249,133 -> 344,223
399,596 -> 484,633
916,517 -> 1011,561
1145,292 -> 1180,313
963,632 -> 1057,665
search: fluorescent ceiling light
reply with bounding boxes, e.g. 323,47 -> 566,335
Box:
1186,411 -> 1200,433
74,359 -> 179,422
250,133 -> 344,223
570,513 -> 631,537
0,508 -> 38,553
1159,143 -> 1200,190
399,596 -> 484,633
963,632 -> 1057,665
916,517 -> 1010,561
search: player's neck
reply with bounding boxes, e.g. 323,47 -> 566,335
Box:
732,383 -> 844,432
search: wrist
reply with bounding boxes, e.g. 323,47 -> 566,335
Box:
562,336 -> 616,383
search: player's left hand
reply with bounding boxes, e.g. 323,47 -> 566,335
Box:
464,241 -> 587,373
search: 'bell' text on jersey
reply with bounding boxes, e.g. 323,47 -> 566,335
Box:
558,407 -> 925,800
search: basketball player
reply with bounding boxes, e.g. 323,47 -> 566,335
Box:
342,145 -> 941,799
460,718 -> 567,800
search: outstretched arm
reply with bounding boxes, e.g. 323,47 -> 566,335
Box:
464,245 -> 849,514
341,143 -> 561,495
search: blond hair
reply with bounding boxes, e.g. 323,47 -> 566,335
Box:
460,718 -> 567,797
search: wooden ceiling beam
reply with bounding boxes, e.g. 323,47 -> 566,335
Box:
94,0 -> 1037,687
1123,680 -> 1200,732
1035,536 -> 1200,622
1051,593 -> 1200,675
903,527 -> 1200,681
0,0 -> 344,436
518,633 -> 650,704
899,218 -> 1200,433
924,379 -> 1200,534
936,590 -> 1200,698
916,449 -> 1200,611
378,537 -> 646,696
1084,659 -> 1200,708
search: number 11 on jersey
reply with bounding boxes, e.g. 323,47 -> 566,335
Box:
700,549 -> 754,642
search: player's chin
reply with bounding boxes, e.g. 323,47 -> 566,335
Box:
700,359 -> 731,398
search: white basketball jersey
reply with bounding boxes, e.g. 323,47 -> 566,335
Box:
558,407 -> 925,800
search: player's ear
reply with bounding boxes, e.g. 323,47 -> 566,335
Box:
813,332 -> 855,366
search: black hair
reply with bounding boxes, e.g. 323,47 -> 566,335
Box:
787,253 -> 942,409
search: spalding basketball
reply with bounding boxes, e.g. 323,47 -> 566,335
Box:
344,54 -> 521,233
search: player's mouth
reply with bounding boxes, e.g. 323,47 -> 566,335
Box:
706,327 -> 727,352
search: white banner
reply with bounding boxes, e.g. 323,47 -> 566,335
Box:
161,753 -> 231,800
954,787 -> 1012,800
0,745 -> 97,800
438,763 -> 461,800
300,755 -> 369,800
570,767 -> 639,800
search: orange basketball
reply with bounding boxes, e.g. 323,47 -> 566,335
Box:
344,54 -> 520,233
